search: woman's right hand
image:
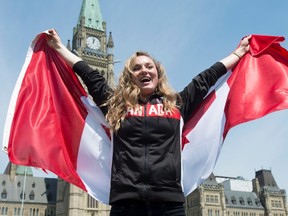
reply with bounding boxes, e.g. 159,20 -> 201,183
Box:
45,28 -> 82,68
46,29 -> 63,50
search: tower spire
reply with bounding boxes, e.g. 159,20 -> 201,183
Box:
107,31 -> 114,55
78,0 -> 104,31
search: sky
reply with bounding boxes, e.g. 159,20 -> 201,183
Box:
1,0 -> 287,196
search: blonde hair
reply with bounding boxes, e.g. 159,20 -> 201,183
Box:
106,51 -> 180,132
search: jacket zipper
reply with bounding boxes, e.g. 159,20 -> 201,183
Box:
143,103 -> 148,201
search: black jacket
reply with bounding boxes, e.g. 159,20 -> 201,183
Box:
73,61 -> 227,204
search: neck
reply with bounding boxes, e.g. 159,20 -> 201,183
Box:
139,95 -> 149,102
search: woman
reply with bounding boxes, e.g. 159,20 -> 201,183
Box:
47,29 -> 250,216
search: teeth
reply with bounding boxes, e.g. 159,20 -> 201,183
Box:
140,77 -> 151,82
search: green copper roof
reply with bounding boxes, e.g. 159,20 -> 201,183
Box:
16,166 -> 33,176
78,0 -> 104,31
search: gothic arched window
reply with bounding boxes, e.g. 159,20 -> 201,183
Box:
1,189 -> 7,199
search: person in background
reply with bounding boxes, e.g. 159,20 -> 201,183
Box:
46,29 -> 250,216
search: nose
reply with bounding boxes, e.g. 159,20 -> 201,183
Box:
139,66 -> 148,74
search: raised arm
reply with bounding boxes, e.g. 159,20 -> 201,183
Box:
46,29 -> 112,113
46,29 -> 81,68
220,35 -> 251,71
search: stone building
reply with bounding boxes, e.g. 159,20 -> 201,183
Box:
186,169 -> 287,216
0,163 -> 57,216
1,163 -> 286,216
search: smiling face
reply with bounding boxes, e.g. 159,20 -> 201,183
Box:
131,55 -> 159,98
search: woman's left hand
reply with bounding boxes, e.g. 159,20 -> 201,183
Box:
234,35 -> 251,58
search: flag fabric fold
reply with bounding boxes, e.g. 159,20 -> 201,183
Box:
223,35 -> 288,137
2,32 -> 112,204
3,32 -> 288,204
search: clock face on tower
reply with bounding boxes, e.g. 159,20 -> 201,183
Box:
86,36 -> 100,50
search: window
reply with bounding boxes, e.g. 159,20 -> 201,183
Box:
208,209 -> 213,216
20,191 -> 26,200
29,191 -> 35,200
45,208 -> 55,216
231,196 -> 237,205
1,189 -> 7,199
247,197 -> 253,206
206,195 -> 210,203
188,196 -> 199,207
14,207 -> 21,216
255,198 -> 261,206
1,207 -> 8,215
215,195 -> 219,203
271,199 -> 283,208
272,200 -> 275,207
29,208 -> 39,216
206,195 -> 219,204
87,194 -> 98,209
239,197 -> 245,205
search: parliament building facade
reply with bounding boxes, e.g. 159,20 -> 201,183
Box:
0,163 -> 287,216
1,0 -> 287,216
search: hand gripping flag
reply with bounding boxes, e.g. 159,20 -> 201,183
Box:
181,35 -> 288,195
3,32 -> 288,204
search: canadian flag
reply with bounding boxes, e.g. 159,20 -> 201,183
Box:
3,32 -> 288,204
2,32 -> 112,204
181,35 -> 288,195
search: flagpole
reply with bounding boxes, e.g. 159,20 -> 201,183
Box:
20,166 -> 27,216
